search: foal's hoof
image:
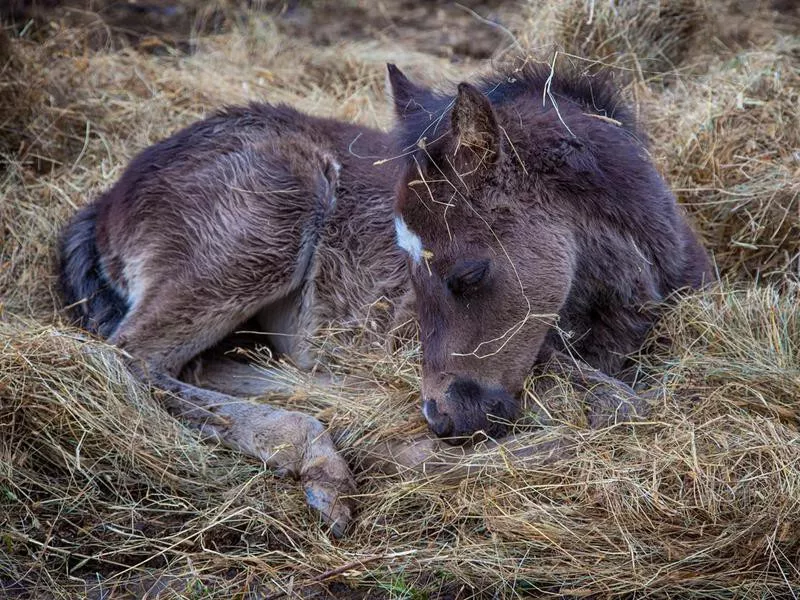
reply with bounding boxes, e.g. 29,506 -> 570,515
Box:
214,404 -> 357,537
303,479 -> 354,538
300,453 -> 356,537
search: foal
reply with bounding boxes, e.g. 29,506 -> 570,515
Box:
59,62 -> 710,535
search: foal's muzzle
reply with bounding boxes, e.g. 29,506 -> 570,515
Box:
422,377 -> 519,445
422,398 -> 453,438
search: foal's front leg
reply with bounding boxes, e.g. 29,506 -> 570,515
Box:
532,350 -> 651,428
364,352 -> 650,477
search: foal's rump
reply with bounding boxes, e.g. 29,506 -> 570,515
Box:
60,104 -> 341,367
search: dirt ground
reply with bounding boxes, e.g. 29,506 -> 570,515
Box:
1,0 -> 800,598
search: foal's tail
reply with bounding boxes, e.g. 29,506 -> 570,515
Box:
58,202 -> 128,338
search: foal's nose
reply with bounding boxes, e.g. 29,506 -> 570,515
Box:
422,399 -> 453,438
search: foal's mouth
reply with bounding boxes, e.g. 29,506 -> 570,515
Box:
421,378 -> 520,445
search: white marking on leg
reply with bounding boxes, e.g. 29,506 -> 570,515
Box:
394,217 -> 422,264
121,253 -> 148,309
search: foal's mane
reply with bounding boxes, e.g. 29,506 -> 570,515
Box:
395,61 -> 638,155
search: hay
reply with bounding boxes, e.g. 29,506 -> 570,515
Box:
651,36 -> 800,280
2,1 -> 800,597
3,297 -> 800,597
553,0 -> 710,77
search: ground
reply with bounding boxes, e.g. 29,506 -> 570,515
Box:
1,0 -> 799,598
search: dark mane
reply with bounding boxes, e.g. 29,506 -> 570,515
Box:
394,60 -> 639,155
485,62 -> 636,129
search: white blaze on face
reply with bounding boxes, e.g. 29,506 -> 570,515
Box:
394,216 -> 423,264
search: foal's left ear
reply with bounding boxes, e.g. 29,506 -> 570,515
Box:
386,63 -> 433,119
451,83 -> 501,162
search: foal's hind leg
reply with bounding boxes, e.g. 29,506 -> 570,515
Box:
108,291 -> 355,536
183,354 -> 344,398
182,356 -> 300,398
149,369 -> 354,536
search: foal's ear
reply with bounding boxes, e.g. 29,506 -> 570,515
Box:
451,83 -> 501,162
386,64 -> 431,119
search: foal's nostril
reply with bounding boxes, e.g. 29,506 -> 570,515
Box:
430,414 -> 454,438
422,399 -> 453,438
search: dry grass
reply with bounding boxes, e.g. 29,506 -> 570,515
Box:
651,37 -> 800,280
2,1 -> 800,598
556,0 -> 710,77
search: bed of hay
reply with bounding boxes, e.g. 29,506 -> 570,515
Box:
1,0 -> 799,597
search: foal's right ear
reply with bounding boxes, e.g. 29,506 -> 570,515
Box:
451,82 -> 500,162
386,64 -> 431,119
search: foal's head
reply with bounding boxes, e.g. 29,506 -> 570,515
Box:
387,63 -> 638,443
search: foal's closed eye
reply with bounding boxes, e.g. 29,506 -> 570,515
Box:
447,259 -> 490,296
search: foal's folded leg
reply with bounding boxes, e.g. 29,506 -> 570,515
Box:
532,350 -> 651,428
360,355 -> 649,478
147,370 -> 355,537
110,296 -> 356,537
360,431 -> 575,480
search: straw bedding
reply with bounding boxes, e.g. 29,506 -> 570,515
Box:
1,1 -> 799,597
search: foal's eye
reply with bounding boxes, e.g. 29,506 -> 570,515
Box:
447,259 -> 490,296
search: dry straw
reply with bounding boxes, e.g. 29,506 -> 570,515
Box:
653,40 -> 800,280
1,0 -> 799,597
